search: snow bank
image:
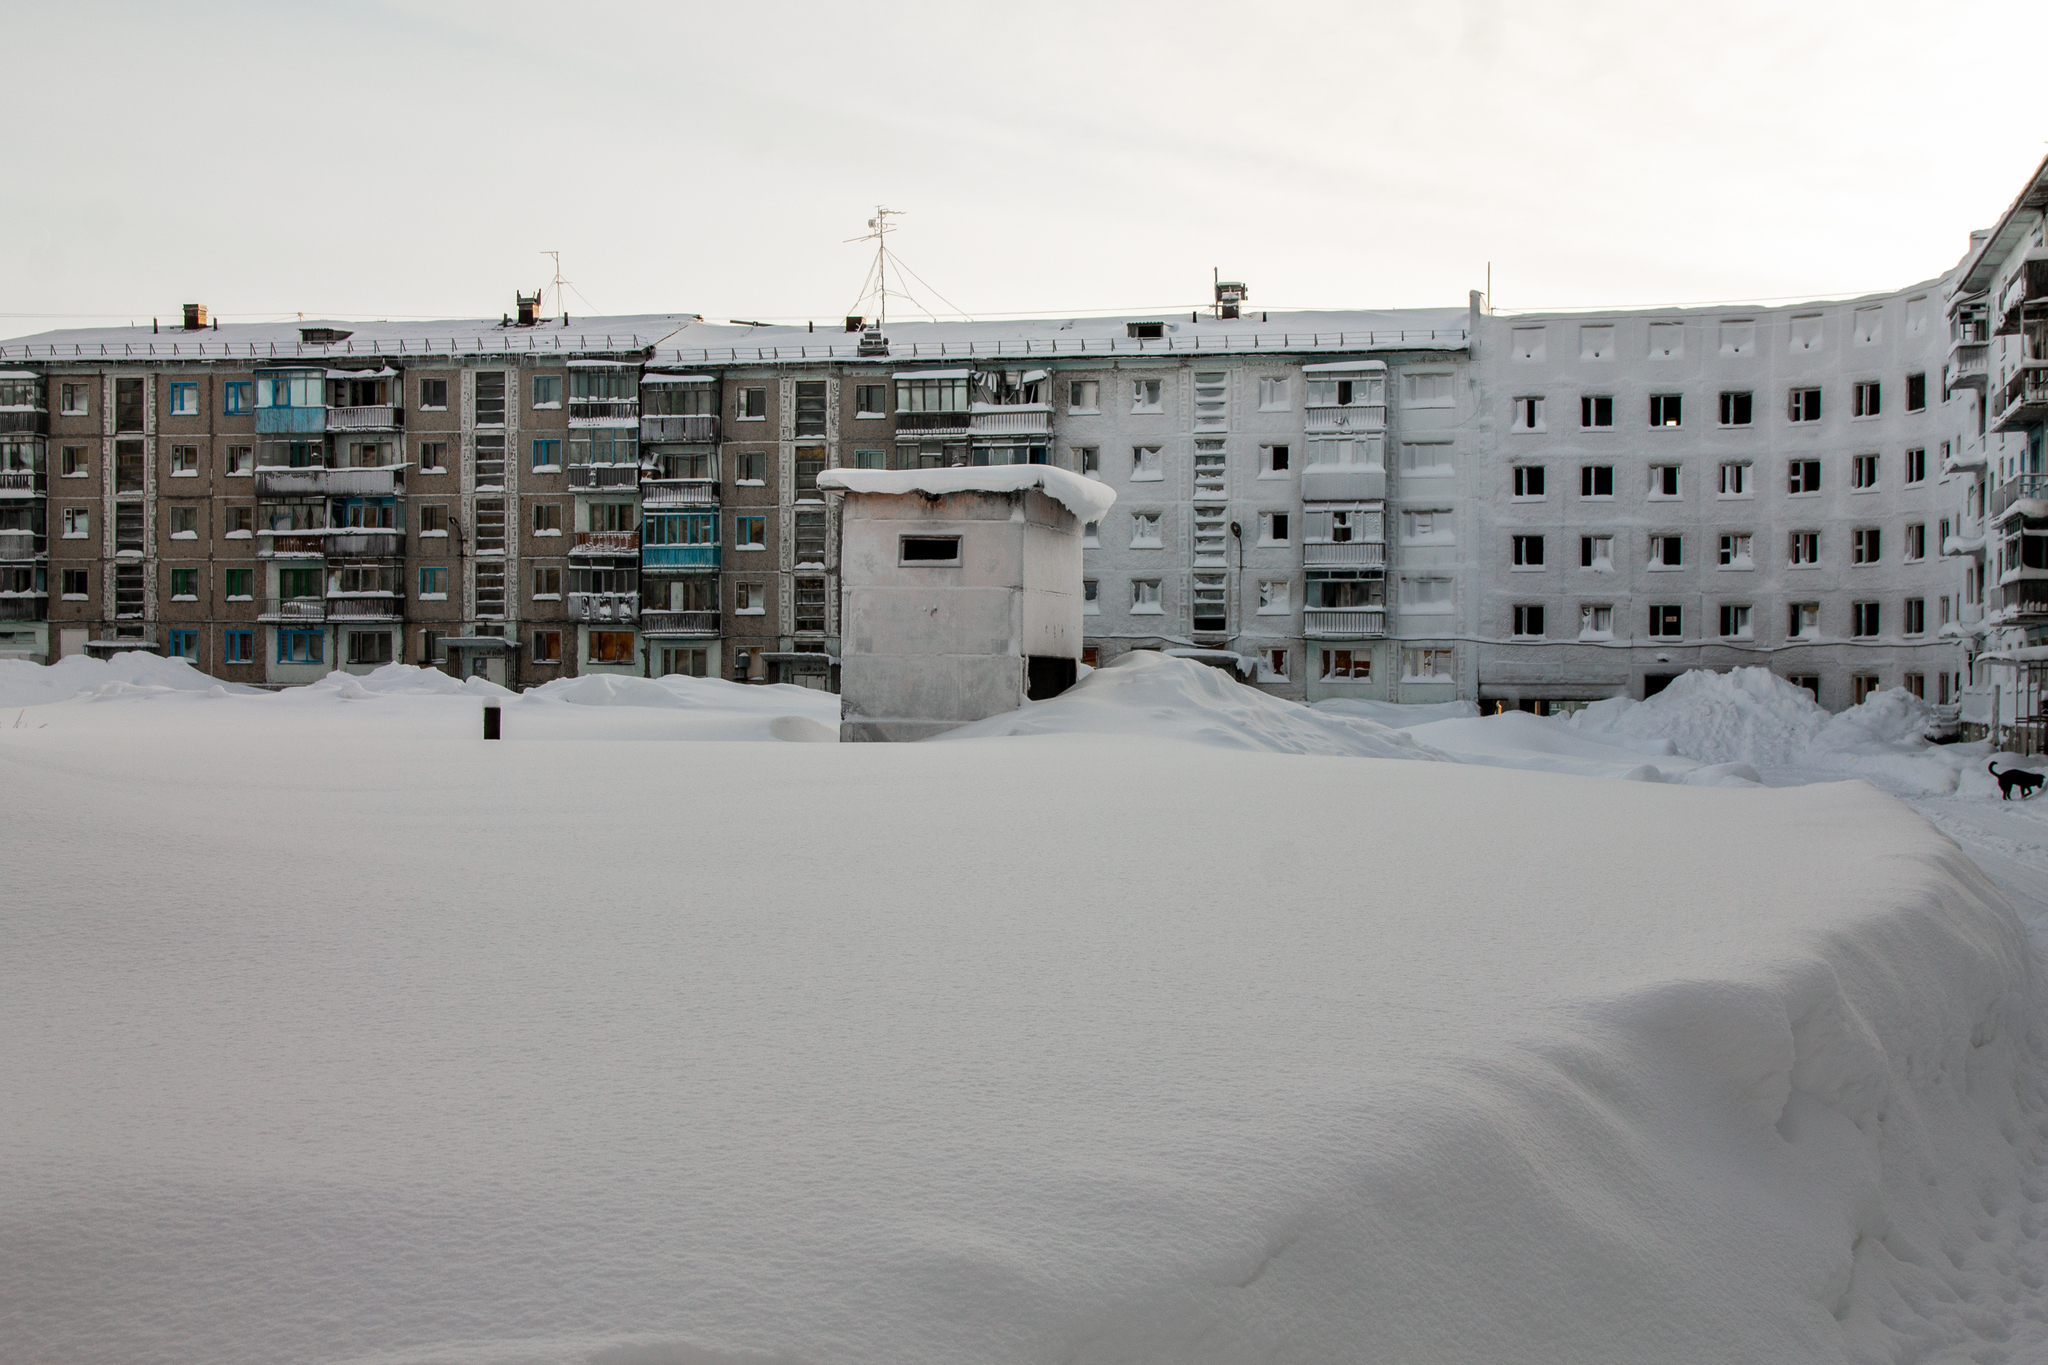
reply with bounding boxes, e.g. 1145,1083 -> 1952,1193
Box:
1404,710 -> 1762,785
1311,696 -> 1481,728
940,650 -> 1451,760
3,730 -> 2045,1364
0,653 -> 262,708
1570,668 -> 1973,793
817,464 -> 1118,523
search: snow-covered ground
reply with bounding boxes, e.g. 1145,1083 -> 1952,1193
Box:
6,656 -> 2048,1364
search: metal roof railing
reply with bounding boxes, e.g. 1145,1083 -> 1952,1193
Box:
0,334 -> 662,362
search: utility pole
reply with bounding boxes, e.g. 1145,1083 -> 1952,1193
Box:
544,251 -> 567,317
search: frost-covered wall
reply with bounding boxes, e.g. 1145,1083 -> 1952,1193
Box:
1471,284 -> 1961,710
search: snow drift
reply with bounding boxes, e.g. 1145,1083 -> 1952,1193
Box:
4,722 -> 2047,1364
940,650 -> 1452,761
0,653 -> 263,708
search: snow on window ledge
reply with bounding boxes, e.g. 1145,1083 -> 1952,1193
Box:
1129,603 -> 1164,616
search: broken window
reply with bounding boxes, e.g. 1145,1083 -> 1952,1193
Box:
1852,453 -> 1878,489
1718,604 -> 1752,638
168,505 -> 197,538
419,378 -> 448,410
116,440 -> 145,492
1718,534 -> 1752,567
1788,388 -> 1822,423
1649,534 -> 1682,567
1131,379 -> 1163,412
1130,513 -> 1161,548
1790,531 -> 1819,565
1131,446 -> 1162,480
1649,465 -> 1680,497
1513,396 -> 1544,430
1788,459 -> 1821,493
115,378 -> 145,432
1192,573 -> 1227,631
1580,604 -> 1613,637
1581,535 -> 1613,568
1852,528 -> 1881,564
1130,579 -> 1162,612
1719,462 -> 1751,496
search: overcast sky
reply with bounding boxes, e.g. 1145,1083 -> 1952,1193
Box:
2,0 -> 2040,338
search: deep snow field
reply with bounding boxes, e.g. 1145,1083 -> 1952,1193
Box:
7,654 -> 2048,1364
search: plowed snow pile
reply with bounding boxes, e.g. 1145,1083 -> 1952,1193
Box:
6,713 -> 2048,1364
0,653 -> 263,707
941,650 -> 1452,760
1569,666 -> 1976,793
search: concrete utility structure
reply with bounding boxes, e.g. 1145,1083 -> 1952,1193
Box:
824,466 -> 1115,740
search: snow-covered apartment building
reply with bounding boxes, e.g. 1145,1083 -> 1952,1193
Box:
9,153 -> 2048,714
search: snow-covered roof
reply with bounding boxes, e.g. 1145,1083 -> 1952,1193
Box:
651,309 -> 1469,367
0,314 -> 704,363
1958,151 -> 2048,295
817,465 -> 1117,523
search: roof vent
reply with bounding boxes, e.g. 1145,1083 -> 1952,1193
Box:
845,316 -> 864,333
182,303 -> 208,330
515,290 -> 541,327
299,326 -> 352,345
1127,321 -> 1164,340
1213,278 -> 1248,321
856,322 -> 890,357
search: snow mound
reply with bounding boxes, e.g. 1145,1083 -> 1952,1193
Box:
0,654 -> 262,708
524,672 -> 841,717
1571,667 -> 1829,765
1405,711 -> 1762,785
297,663 -> 512,699
1311,696 -> 1481,728
939,651 -> 1453,760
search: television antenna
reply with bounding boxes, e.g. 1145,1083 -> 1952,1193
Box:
844,208 -> 971,326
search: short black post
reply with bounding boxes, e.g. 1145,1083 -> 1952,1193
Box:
483,705 -> 500,741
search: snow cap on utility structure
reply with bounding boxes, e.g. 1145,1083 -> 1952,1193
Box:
818,464 -> 1116,524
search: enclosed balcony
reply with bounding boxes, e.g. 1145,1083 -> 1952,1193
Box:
640,414 -> 719,443
0,469 -> 44,497
1304,403 -> 1387,435
573,530 -> 640,555
894,409 -> 971,436
641,543 -> 719,570
569,399 -> 640,425
254,368 -> 327,435
1947,350 -> 1989,392
1302,541 -> 1386,569
1994,366 -> 2048,434
1992,472 -> 2048,519
639,609 -> 719,636
0,595 -> 45,620
0,530 -> 46,560
256,533 -> 327,558
255,466 -> 403,498
1303,608 -> 1387,638
566,591 -> 639,623
325,530 -> 402,557
1999,579 -> 2048,618
0,409 -> 48,436
1997,254 -> 2048,335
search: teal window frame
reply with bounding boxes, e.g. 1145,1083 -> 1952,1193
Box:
223,630 -> 254,664
167,630 -> 197,658
168,382 -> 198,417
735,515 -> 765,548
223,381 -> 253,415
532,438 -> 561,470
277,629 -> 324,664
419,566 -> 448,596
645,512 -> 717,546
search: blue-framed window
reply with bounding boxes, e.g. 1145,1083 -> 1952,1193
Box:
167,630 -> 198,659
333,497 -> 399,529
532,438 -> 561,471
277,629 -> 324,664
223,381 -> 253,415
223,630 -> 254,664
418,566 -> 447,597
169,382 -> 198,417
645,512 -> 717,545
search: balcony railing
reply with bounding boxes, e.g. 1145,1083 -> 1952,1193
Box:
0,596 -> 44,620
968,405 -> 1051,435
1303,607 -> 1387,638
0,469 -> 44,496
1994,472 -> 2048,518
573,530 -> 640,554
895,410 -> 971,433
257,534 -> 327,556
256,466 -> 403,497
567,591 -> 638,623
1302,541 -> 1386,569
260,597 -> 326,622
1304,404 -> 1387,434
325,405 -> 404,430
1994,366 -> 2048,434
642,543 -> 720,570
254,406 -> 326,435
326,596 -> 403,620
1947,350 -> 1989,392
0,530 -> 45,559
326,530 -> 404,556
1952,317 -> 1991,347
641,480 -> 718,506
0,410 -> 49,436
640,609 -> 719,636
569,400 -> 640,424
639,414 -> 719,443
567,464 -> 641,489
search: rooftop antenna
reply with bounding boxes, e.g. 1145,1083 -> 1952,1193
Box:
845,208 -> 903,327
544,251 -> 567,318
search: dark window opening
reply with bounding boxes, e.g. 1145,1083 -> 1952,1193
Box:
901,536 -> 961,562
1027,655 -> 1078,701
